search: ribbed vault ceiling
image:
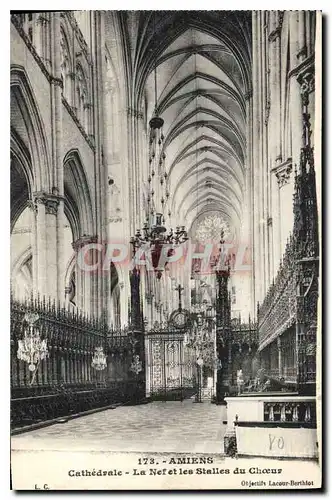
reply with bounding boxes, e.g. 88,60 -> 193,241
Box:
117,11 -> 252,240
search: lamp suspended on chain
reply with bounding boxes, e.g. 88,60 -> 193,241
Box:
183,296 -> 220,381
17,313 -> 48,373
130,354 -> 143,375
131,12 -> 188,265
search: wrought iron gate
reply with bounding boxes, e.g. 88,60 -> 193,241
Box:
146,331 -> 197,401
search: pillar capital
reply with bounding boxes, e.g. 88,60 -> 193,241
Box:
27,199 -> 38,213
289,53 -> 314,82
32,191 -> 63,215
271,157 -> 293,188
72,235 -> 98,252
297,69 -> 315,108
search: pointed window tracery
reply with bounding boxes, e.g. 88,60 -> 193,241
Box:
60,29 -> 72,103
75,64 -> 90,133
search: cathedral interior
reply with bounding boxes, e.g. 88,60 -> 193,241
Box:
10,11 -> 320,458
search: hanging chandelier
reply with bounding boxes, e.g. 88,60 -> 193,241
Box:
132,112 -> 188,249
131,214 -> 188,251
91,346 -> 107,371
146,115 -> 172,226
17,313 -> 48,373
130,216 -> 188,280
130,354 -> 143,375
146,13 -> 170,225
131,13 -> 188,269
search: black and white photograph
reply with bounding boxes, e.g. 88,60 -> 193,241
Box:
9,9 -> 322,490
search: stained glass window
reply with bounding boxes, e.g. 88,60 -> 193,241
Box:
195,214 -> 230,243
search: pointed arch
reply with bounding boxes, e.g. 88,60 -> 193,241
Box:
10,65 -> 52,193
63,149 -> 94,239
135,13 -> 251,106
10,131 -> 33,231
60,26 -> 73,103
64,252 -> 76,306
75,62 -> 90,131
11,246 -> 33,300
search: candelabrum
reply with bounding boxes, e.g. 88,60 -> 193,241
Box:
131,213 -> 188,251
185,303 -> 221,402
130,213 -> 188,279
141,48 -> 188,263
17,313 -> 48,384
184,318 -> 216,364
91,346 -> 107,371
209,229 -> 233,272
130,354 -> 143,375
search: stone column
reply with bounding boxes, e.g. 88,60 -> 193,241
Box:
103,82 -> 116,326
269,13 -> 283,275
117,281 -> 126,327
274,21 -> 282,162
314,13 -> 322,217
51,13 -> 65,303
45,198 -> 59,299
273,158 -> 292,255
34,14 -> 43,60
297,11 -> 307,62
64,285 -> 71,307
289,13 -> 303,171
27,200 -> 38,294
91,11 -> 108,318
245,90 -> 254,314
72,235 -> 98,315
277,336 -> 283,378
35,193 -> 62,300
56,199 -> 65,303
137,109 -> 146,231
127,107 -> 144,234
277,19 -> 302,250
251,11 -> 262,304
120,268 -> 130,328
261,12 -> 270,292
34,195 -> 47,297
31,192 -> 63,299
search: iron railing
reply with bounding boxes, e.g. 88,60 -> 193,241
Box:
146,329 -> 197,401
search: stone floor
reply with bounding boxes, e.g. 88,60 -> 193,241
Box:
11,400 -> 227,454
